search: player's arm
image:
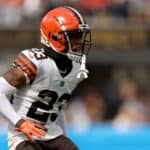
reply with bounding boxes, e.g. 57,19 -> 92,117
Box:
0,67 -> 46,142
0,67 -> 24,125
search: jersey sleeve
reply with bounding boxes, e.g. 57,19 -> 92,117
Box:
13,50 -> 37,84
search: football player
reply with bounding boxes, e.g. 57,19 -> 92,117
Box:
0,6 -> 92,150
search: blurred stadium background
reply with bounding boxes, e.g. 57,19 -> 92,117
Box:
1,0 -> 150,150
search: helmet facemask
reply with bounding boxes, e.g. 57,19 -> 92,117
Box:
63,25 -> 92,62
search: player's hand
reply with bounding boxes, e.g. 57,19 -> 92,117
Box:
15,119 -> 47,142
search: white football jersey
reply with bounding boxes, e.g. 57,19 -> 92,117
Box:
8,48 -> 83,141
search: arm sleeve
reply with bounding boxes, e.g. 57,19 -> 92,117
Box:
0,77 -> 21,125
56,110 -> 67,135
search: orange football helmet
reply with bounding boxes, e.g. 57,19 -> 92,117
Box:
40,6 -> 92,61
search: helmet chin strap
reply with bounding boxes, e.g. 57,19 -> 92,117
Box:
67,52 -> 80,62
77,54 -> 89,80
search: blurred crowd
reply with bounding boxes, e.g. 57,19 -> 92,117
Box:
1,0 -> 150,132
0,0 -> 150,28
65,76 -> 150,132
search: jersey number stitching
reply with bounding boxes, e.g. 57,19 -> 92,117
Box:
31,49 -> 48,60
27,90 -> 71,122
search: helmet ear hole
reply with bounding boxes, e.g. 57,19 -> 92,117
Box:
48,32 -> 60,41
52,34 -> 61,41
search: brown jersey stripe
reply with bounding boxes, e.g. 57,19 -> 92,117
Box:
15,55 -> 37,77
15,58 -> 36,78
18,53 -> 37,74
14,59 -> 35,83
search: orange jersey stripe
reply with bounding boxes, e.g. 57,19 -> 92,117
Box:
15,59 -> 35,83
14,53 -> 37,84
18,54 -> 37,75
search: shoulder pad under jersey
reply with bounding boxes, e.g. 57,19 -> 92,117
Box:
13,48 -> 47,84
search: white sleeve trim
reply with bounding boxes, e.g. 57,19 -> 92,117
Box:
13,64 -> 30,85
